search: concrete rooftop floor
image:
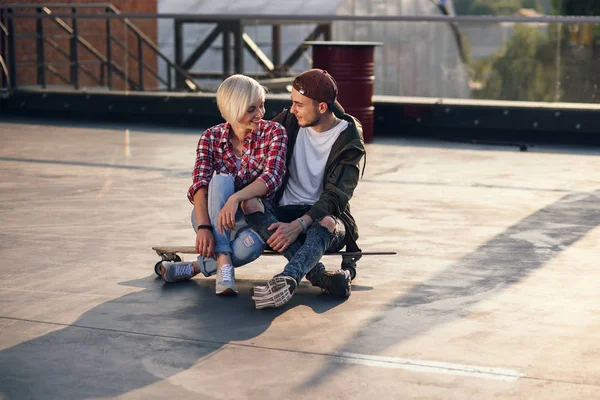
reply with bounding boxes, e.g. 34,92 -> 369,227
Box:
1,117 -> 599,399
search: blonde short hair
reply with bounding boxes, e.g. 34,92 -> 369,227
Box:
216,74 -> 267,124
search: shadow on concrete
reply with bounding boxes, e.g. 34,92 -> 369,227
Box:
372,136 -> 600,156
0,115 -> 204,136
0,277 -> 345,399
300,190 -> 600,388
0,156 -> 175,173
4,116 -> 600,157
349,284 -> 374,292
0,155 -> 582,195
361,178 -> 579,194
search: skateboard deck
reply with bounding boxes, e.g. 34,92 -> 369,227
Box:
152,245 -> 395,257
152,246 -> 396,280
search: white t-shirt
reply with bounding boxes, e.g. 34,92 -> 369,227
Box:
280,119 -> 349,206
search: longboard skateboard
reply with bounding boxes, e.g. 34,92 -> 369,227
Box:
152,245 -> 396,280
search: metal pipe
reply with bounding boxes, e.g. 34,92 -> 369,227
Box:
69,7 -> 79,89
9,13 -> 600,24
105,6 -> 112,89
6,8 -> 15,88
36,7 -> 46,88
137,33 -> 143,90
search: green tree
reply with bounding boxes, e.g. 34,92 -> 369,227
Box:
551,0 -> 600,103
458,0 -> 600,102
473,25 -> 557,101
552,0 -> 600,15
454,0 -> 544,15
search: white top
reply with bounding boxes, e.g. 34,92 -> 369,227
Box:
280,119 -> 348,206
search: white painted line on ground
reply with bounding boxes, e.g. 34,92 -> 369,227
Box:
334,352 -> 525,381
124,128 -> 131,158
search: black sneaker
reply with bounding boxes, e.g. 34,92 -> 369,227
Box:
308,269 -> 351,297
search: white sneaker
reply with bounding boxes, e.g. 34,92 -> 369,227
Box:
215,264 -> 237,295
161,261 -> 195,283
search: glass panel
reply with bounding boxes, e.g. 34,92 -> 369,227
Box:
7,1 -> 600,106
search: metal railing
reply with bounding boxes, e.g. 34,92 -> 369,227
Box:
3,8 -> 600,105
0,5 -> 337,93
0,3 -> 200,92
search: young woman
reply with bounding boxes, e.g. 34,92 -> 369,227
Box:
161,74 -> 287,295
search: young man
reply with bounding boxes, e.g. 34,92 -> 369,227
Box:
242,68 -> 366,309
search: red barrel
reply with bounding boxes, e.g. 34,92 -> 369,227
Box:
306,41 -> 382,143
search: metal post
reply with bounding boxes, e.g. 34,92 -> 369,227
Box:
174,19 -> 183,90
1,8 -> 6,89
167,65 -> 172,91
105,6 -> 112,89
7,8 -> 16,89
323,23 -> 332,41
70,7 -> 79,89
36,8 -> 46,88
232,20 -> 243,73
0,8 -> 4,58
137,33 -> 143,91
99,61 -> 104,86
272,25 -> 281,76
222,23 -> 231,78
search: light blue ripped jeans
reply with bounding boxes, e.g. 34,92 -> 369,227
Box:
191,173 -> 265,271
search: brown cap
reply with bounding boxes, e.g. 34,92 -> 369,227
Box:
292,69 -> 345,118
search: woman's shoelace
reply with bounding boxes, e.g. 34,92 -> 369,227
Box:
220,265 -> 234,281
175,264 -> 194,277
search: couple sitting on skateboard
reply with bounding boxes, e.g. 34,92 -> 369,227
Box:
160,69 -> 366,309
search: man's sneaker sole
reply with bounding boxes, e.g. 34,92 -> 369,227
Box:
252,276 -> 296,309
216,287 -> 238,296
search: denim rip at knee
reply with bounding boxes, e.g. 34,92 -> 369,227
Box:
191,173 -> 264,267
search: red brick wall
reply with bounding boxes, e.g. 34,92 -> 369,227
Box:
2,0 -> 158,90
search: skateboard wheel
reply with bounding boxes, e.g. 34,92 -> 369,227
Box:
343,266 -> 356,280
173,254 -> 182,262
154,261 -> 163,277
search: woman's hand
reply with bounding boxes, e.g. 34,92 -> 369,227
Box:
195,228 -> 214,258
218,194 -> 239,234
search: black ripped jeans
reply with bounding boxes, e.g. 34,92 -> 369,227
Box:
244,203 -> 345,284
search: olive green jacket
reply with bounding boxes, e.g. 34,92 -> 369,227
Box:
272,109 -> 366,250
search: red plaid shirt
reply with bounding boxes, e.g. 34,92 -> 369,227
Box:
188,120 -> 287,203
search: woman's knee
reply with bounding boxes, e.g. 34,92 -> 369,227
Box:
231,229 -> 265,266
241,197 -> 264,215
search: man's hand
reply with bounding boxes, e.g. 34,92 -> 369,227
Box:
267,221 -> 303,253
195,229 -> 214,258
218,195 -> 239,234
